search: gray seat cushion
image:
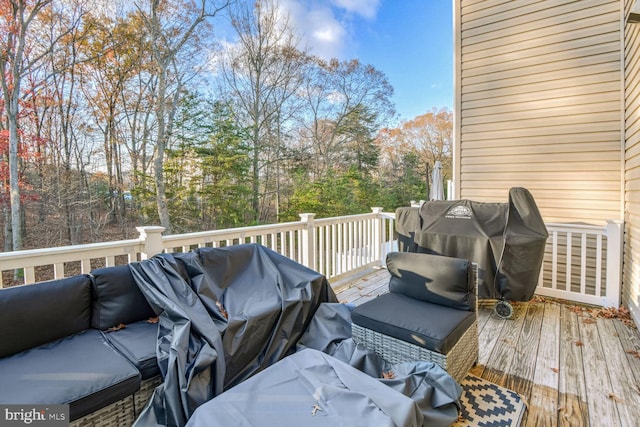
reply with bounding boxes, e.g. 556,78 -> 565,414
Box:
91,265 -> 157,330
351,293 -> 475,354
387,252 -> 475,311
104,320 -> 160,379
0,329 -> 141,421
0,275 -> 92,358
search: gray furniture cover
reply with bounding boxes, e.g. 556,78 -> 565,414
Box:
396,187 -> 548,301
185,348 -> 423,427
129,244 -> 337,427
298,303 -> 462,427
187,304 -> 461,427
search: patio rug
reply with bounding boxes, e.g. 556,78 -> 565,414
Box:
452,375 -> 526,426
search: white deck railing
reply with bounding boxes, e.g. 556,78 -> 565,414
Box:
0,208 -> 396,288
0,210 -> 624,308
536,220 -> 623,308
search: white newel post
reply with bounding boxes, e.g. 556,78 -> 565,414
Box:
605,220 -> 623,308
137,226 -> 166,260
371,207 -> 383,265
299,213 -> 316,270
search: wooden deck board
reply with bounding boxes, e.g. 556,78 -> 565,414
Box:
597,318 -> 640,427
525,301 -> 560,427
555,306 -> 589,426
482,304 -> 528,387
579,313 -> 620,426
472,304 -> 507,376
506,302 -> 543,424
333,268 -> 640,426
613,320 -> 640,385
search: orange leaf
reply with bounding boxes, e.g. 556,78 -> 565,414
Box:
575,340 -> 584,347
382,370 -> 395,379
216,301 -> 228,319
608,393 -> 624,403
551,367 -> 559,373
147,317 -> 159,324
107,323 -> 126,332
625,349 -> 640,359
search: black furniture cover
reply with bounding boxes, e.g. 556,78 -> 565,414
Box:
396,187 -> 548,301
129,244 -> 337,427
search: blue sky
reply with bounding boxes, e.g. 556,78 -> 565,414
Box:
280,0 -> 454,121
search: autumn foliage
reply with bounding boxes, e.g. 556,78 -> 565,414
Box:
0,0 -> 453,252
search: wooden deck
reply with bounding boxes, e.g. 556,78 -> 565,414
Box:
335,268 -> 640,427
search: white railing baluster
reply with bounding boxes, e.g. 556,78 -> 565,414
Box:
318,226 -> 325,275
54,263 -> 64,279
337,223 -> 343,276
331,224 -> 337,277
605,220 -> 623,308
325,225 -> 330,276
24,267 -> 36,284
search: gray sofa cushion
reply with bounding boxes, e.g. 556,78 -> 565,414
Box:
104,320 -> 160,379
387,252 -> 475,311
0,275 -> 92,358
91,265 -> 157,330
350,292 -> 476,354
0,329 -> 141,421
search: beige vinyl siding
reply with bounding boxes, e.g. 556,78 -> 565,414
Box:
456,0 -> 623,224
624,0 -> 640,326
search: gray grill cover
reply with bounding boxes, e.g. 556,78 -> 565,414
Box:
396,187 -> 548,301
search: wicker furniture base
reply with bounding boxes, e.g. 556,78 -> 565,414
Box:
71,376 -> 161,427
352,321 -> 478,383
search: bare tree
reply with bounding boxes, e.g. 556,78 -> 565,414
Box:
297,58 -> 394,178
0,0 -> 82,250
400,107 -> 453,185
135,0 -> 231,234
220,0 -> 307,222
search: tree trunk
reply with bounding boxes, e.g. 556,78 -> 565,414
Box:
3,206 -> 11,252
154,69 -> 172,234
8,94 -> 22,251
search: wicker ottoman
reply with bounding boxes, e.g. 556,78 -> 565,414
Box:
352,315 -> 478,383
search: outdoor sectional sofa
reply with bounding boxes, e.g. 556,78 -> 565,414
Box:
0,244 -> 465,427
0,264 -> 162,425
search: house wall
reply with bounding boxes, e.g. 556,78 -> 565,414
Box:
455,0 -> 624,225
624,0 -> 640,325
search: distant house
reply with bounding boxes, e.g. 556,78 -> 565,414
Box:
453,1 -> 640,324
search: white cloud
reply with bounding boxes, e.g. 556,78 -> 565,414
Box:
331,0 -> 380,20
279,0 -> 380,60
